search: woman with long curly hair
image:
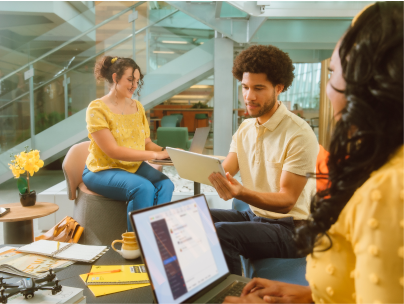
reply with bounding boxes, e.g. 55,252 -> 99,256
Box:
224,2 -> 403,303
83,56 -> 174,232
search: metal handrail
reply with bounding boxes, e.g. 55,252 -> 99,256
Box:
0,1 -> 145,83
0,9 -> 179,111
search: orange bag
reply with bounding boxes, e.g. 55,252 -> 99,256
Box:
35,216 -> 84,243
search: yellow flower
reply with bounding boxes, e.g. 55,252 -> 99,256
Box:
8,163 -> 24,178
15,153 -> 27,168
35,159 -> 44,168
32,150 -> 40,160
25,159 -> 35,176
9,149 -> 43,178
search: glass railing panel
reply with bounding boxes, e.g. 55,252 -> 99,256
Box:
0,81 -> 31,154
147,5 -> 214,73
0,49 -> 30,105
0,3 -> 213,156
0,2 -> 142,87
220,2 -> 249,18
0,2 -> 101,75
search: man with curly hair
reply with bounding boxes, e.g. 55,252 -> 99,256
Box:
208,45 -> 319,275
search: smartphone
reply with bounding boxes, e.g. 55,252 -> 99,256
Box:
0,207 -> 10,217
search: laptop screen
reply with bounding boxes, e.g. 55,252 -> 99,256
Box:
130,195 -> 229,303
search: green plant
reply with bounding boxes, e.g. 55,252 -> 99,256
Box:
191,101 -> 208,109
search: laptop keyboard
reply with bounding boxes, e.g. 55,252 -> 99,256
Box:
207,281 -> 247,303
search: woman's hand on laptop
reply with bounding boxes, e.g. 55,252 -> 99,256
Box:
208,172 -> 243,201
223,293 -> 267,303
154,150 -> 170,160
224,278 -> 313,303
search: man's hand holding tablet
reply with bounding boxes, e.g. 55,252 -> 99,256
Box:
208,172 -> 244,201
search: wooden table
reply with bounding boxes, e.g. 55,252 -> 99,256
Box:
0,202 -> 59,244
149,155 -> 225,196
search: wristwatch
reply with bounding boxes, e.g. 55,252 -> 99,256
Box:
161,147 -> 166,151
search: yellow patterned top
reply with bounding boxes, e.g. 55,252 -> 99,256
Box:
306,146 -> 404,304
85,99 -> 150,173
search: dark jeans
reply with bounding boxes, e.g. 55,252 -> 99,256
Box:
211,206 -> 298,275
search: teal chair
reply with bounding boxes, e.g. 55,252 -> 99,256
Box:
170,114 -> 183,127
161,115 -> 178,127
232,199 -> 308,285
194,113 -> 209,129
154,127 -> 192,150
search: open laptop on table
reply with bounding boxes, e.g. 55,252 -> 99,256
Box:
129,194 -> 250,304
152,127 -> 210,163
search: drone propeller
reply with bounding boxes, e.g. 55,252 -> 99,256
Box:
3,287 -> 20,295
56,275 -> 76,282
39,281 -> 55,288
37,267 -> 66,274
0,284 -> 18,289
0,277 -> 18,289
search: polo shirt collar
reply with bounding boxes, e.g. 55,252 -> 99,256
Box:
255,101 -> 287,131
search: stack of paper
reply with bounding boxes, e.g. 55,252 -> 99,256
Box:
0,247 -> 74,279
8,285 -> 85,303
79,265 -> 150,297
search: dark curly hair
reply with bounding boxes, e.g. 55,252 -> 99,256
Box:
295,2 -> 403,256
94,56 -> 144,96
232,45 -> 295,92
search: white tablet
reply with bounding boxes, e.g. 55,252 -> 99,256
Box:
166,147 -> 226,186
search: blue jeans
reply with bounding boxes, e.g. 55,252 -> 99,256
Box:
82,162 -> 174,231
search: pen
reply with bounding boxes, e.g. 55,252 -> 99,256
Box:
86,269 -> 122,276
57,242 -> 60,251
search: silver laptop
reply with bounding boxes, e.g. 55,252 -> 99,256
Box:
188,126 -> 210,154
129,194 -> 250,304
152,127 -> 210,163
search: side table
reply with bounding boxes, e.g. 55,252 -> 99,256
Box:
0,202 -> 59,244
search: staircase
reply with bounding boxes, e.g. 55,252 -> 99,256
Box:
0,34 -> 213,184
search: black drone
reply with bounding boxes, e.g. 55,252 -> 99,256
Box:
0,268 -> 64,303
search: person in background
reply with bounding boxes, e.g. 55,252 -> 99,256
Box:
224,2 -> 403,303
83,56 -> 174,231
208,45 -> 319,275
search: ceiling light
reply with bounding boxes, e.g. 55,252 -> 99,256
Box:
171,95 -> 208,99
191,85 -> 211,89
199,42 -> 204,45
153,51 -> 175,54
161,40 -> 188,44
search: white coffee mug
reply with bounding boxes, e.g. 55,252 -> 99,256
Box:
115,248 -> 141,260
112,232 -> 141,260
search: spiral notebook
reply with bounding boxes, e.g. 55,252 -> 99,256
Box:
83,264 -> 150,285
17,240 -> 108,263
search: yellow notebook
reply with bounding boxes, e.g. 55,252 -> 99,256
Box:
84,265 -> 149,285
79,265 -> 149,297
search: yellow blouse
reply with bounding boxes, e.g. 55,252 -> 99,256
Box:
306,146 -> 403,304
85,99 -> 150,173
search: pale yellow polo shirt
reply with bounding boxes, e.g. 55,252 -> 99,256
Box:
230,102 -> 319,220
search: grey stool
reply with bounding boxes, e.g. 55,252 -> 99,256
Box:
62,141 -> 162,245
